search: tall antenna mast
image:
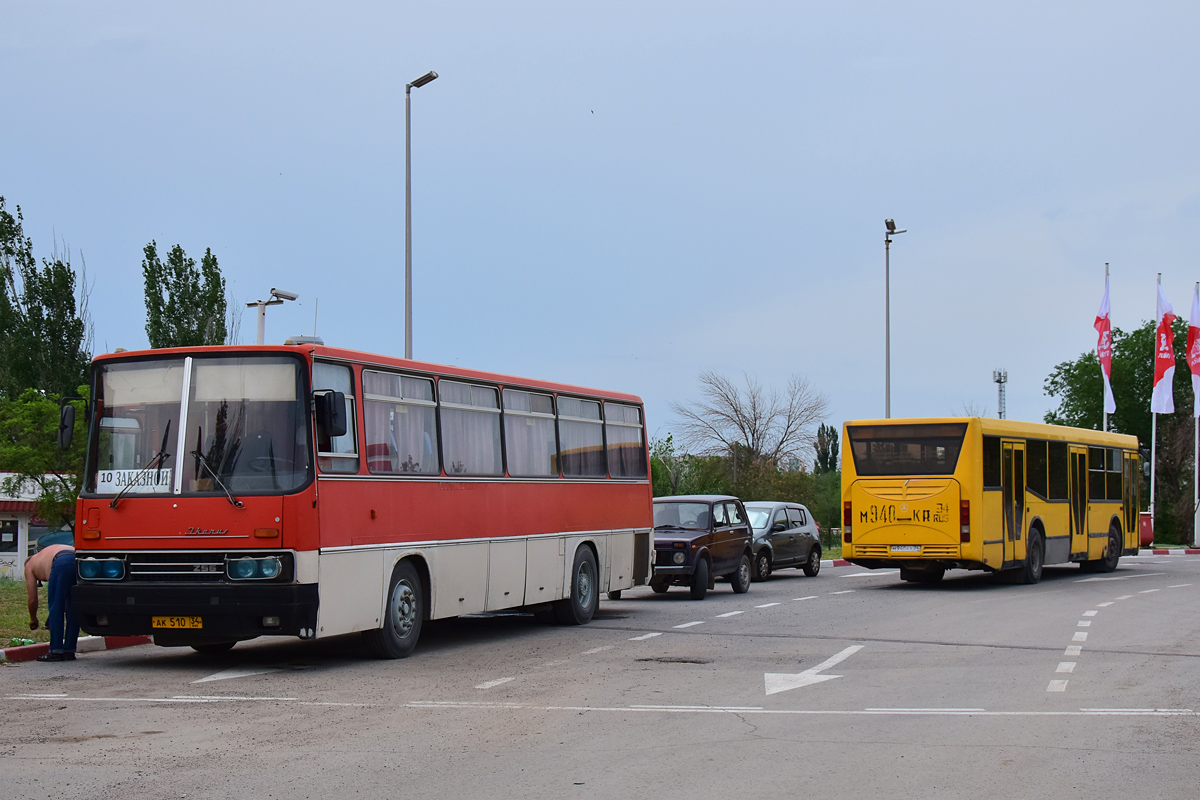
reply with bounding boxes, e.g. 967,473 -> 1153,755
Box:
993,369 -> 1008,419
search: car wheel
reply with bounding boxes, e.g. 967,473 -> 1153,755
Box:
363,560 -> 424,659
554,546 -> 599,624
1021,530 -> 1044,585
689,558 -> 709,600
754,550 -> 772,581
802,547 -> 822,577
190,641 -> 236,655
651,581 -> 670,594
729,554 -> 752,594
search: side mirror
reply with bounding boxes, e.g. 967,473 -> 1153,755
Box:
57,403 -> 76,450
315,391 -> 348,438
771,521 -> 788,533
1142,461 -> 1150,477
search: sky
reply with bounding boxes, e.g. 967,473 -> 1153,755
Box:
4,2 -> 1200,456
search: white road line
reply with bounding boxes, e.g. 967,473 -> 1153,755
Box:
1078,621 -> 1092,627
581,646 -> 612,655
1073,632 -> 1088,642
1057,662 -> 1076,673
843,571 -> 899,577
867,707 -> 985,712
1083,610 -> 1098,617
792,596 -> 818,601
716,611 -> 744,618
1169,584 -> 1193,588
755,602 -> 781,608
673,621 -> 704,629
831,590 -> 855,595
403,701 -> 1200,717
475,677 -> 515,690
1096,602 -> 1114,607
1116,595 -> 1133,600
631,704 -> 764,710
628,632 -> 662,641
1047,680 -> 1069,692
192,667 -> 282,684
1139,589 -> 1160,594
542,660 -> 569,668
1076,573 -> 1165,583
1064,645 -> 1082,656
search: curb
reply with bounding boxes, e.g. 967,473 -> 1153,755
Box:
1149,549 -> 1200,555
0,635 -> 151,663
822,559 -> 851,567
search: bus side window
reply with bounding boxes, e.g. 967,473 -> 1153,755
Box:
313,362 -> 359,474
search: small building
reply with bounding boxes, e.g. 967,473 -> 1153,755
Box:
0,473 -> 46,580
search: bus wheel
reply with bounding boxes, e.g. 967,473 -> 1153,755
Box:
1020,531 -> 1044,585
191,641 -> 236,655
689,558 -> 710,600
754,550 -> 772,581
364,560 -> 423,659
555,547 -> 599,625
1099,526 -> 1122,573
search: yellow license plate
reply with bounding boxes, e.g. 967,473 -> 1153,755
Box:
151,616 -> 202,629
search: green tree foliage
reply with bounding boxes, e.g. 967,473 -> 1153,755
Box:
143,241 -> 228,348
1044,318 -> 1193,542
0,197 -> 91,398
0,389 -> 88,527
813,423 -> 839,474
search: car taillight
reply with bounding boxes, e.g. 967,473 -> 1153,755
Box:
960,499 -> 970,543
843,501 -> 852,543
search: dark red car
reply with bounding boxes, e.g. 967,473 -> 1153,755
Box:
650,495 -> 753,600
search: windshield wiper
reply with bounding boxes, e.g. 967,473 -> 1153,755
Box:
192,450 -> 244,509
654,524 -> 686,530
110,420 -> 172,509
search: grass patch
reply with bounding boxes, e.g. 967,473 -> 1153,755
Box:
0,578 -> 50,644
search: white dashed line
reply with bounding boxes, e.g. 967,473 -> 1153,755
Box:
673,621 -> 704,629
792,596 -> 818,601
1139,589 -> 1160,594
1083,610 -> 1098,617
476,677 -> 515,690
1057,662 -> 1076,673
831,590 -> 855,595
716,611 -> 744,618
1116,595 -> 1133,600
1097,602 -> 1114,607
1064,645 -> 1082,656
581,646 -> 612,655
629,632 -> 662,641
1078,621 -> 1092,627
1047,680 -> 1069,692
1169,584 -> 1192,588
1073,632 -> 1088,642
755,603 -> 781,608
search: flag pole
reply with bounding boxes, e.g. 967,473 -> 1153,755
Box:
1103,263 -> 1109,432
1194,281 -> 1199,548
1151,273 -> 1160,531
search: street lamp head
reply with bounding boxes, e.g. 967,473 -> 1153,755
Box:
885,218 -> 895,233
408,71 -> 439,89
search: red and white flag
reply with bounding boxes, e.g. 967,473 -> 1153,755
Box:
1094,275 -> 1116,414
1188,284 -> 1200,417
1151,281 -> 1176,414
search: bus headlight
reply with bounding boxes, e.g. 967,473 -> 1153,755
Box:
78,557 -> 125,581
227,556 -> 284,581
258,557 -> 281,579
230,558 -> 258,580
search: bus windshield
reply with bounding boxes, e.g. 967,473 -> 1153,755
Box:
847,423 -> 968,477
87,355 -> 311,496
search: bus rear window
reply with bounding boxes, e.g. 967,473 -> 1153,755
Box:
847,423 -> 968,477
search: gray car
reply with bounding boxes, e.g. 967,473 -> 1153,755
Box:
743,501 -> 822,580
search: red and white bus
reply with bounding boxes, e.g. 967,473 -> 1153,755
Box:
70,342 -> 653,657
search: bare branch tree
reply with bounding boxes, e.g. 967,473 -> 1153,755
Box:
670,371 -> 828,466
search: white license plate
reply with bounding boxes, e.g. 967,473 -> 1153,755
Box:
890,545 -> 921,553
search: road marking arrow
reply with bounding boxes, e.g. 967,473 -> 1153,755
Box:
764,645 -> 863,696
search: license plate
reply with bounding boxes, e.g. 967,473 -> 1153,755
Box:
890,545 -> 921,553
151,616 -> 202,629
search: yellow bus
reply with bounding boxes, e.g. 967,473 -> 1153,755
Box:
841,418 -> 1141,584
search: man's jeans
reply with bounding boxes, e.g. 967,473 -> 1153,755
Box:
48,552 -> 79,654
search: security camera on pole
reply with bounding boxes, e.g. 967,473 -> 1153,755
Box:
247,288 -> 299,345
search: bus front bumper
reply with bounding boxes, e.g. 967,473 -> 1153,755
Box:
72,583 -> 319,642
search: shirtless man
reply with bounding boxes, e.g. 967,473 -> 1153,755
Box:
24,543 -> 79,662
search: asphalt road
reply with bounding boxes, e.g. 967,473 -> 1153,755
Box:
4,554 -> 1199,799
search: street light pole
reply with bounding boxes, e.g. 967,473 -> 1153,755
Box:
405,70 -> 438,361
884,219 -> 907,418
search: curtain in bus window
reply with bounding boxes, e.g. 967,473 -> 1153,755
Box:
313,362 -> 358,474
91,361 -> 185,493
558,397 -> 605,477
363,372 -> 438,475
605,403 -> 646,478
503,390 -> 557,477
440,381 -> 502,476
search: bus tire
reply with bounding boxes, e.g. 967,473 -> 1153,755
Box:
689,558 -> 710,600
1020,531 -> 1044,585
364,560 -> 423,659
554,546 -> 599,625
1099,526 -> 1122,573
729,554 -> 752,594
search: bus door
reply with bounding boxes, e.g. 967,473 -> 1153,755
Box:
1001,441 -> 1026,563
1069,445 -> 1088,557
1122,452 -> 1139,551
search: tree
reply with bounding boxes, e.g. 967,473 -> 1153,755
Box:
1044,318 -> 1193,542
0,196 -> 92,398
143,241 -> 228,347
813,423 -> 839,474
0,389 -> 88,527
670,371 -> 829,467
